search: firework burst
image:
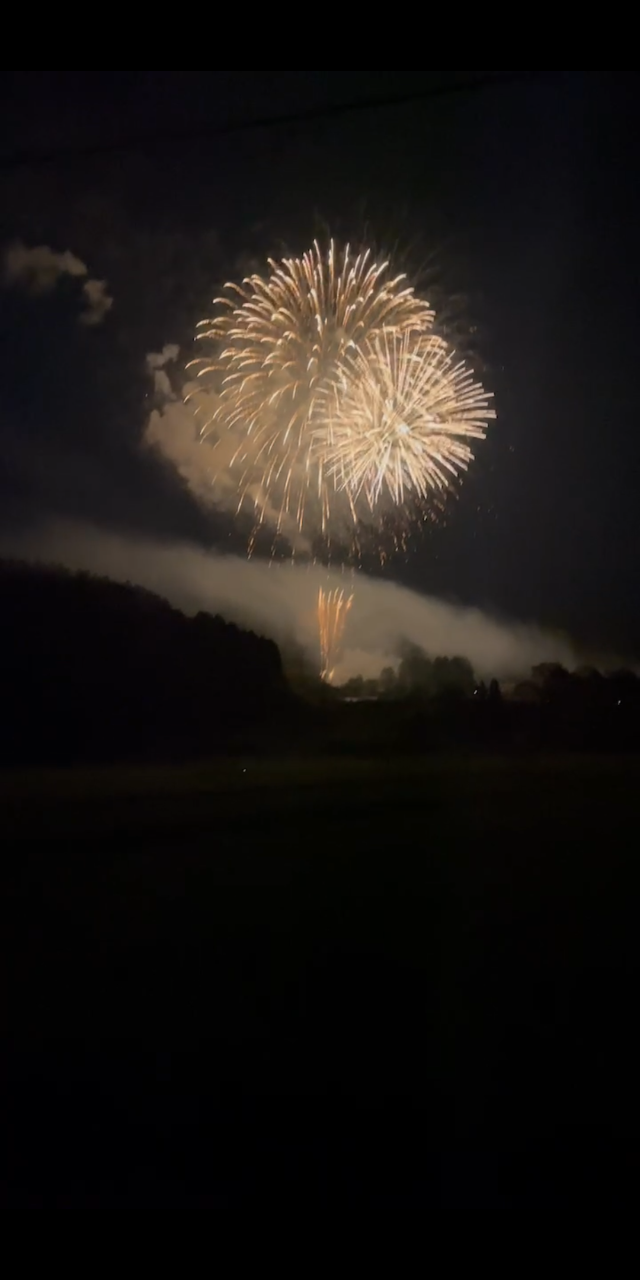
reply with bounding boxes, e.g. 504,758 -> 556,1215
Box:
188,240 -> 434,541
320,330 -> 495,510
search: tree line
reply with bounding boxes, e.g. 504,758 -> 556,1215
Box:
2,560 -> 639,764
0,560 -> 286,765
333,655 -> 640,754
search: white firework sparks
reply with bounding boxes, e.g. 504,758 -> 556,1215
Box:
187,240 -> 434,539
320,330 -> 495,509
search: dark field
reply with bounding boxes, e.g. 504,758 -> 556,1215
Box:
3,756 -> 640,1207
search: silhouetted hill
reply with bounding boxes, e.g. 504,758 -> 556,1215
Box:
0,560 -> 287,764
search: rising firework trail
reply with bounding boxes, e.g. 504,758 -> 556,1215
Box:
318,586 -> 354,683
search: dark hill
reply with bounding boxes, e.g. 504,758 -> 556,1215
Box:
0,560 -> 286,764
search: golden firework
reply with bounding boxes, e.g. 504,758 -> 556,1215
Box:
317,586 -> 354,683
188,241 -> 434,541
321,330 -> 495,509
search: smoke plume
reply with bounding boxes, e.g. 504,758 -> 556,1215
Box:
1,520 -> 580,682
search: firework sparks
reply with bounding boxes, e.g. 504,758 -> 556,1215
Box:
188,241 -> 434,542
320,330 -> 495,509
184,241 -> 495,560
318,586 -> 354,683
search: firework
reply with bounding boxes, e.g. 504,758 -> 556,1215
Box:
320,330 -> 495,509
318,586 -> 354,683
188,241 -> 434,542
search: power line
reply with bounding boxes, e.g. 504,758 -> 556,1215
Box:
0,71 -> 546,170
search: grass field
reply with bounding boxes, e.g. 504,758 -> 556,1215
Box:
3,755 -> 640,1205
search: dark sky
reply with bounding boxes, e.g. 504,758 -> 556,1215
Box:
1,70 -> 639,656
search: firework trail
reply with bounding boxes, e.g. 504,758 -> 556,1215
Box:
318,586 -> 354,683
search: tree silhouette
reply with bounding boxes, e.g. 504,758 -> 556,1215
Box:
0,560 -> 287,765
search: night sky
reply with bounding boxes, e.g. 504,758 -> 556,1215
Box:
2,70 -> 639,657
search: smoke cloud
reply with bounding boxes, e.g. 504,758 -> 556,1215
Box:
4,240 -> 113,326
143,359 -> 309,546
146,345 -> 181,399
1,520 -> 580,682
79,277 -> 113,327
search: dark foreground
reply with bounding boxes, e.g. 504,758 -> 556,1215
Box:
2,757 -> 639,1208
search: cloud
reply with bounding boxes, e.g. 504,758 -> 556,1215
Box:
147,344 -> 180,371
143,350 -> 316,549
145,394 -> 221,504
4,240 -> 113,325
146,344 -> 180,399
0,519 -> 583,682
80,277 -> 113,326
143,354 -> 305,543
4,242 -> 87,290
